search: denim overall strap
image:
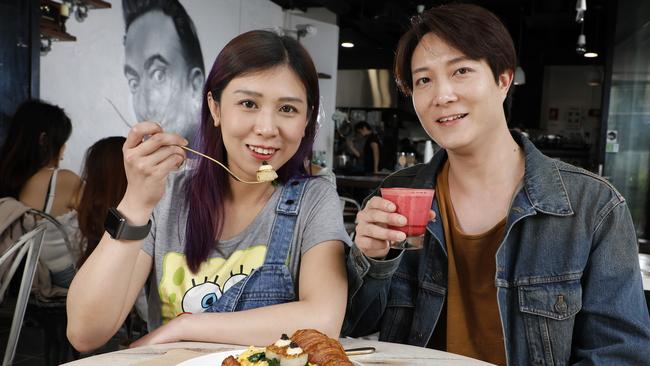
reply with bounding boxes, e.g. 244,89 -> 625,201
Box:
205,177 -> 309,313
264,177 -> 309,266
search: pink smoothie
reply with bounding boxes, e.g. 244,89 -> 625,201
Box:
380,188 -> 435,236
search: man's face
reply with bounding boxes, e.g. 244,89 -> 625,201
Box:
410,33 -> 511,153
356,127 -> 370,137
124,10 -> 201,140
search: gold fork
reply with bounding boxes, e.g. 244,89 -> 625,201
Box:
105,100 -> 272,184
177,145 -> 270,184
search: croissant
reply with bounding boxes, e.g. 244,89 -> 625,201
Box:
221,355 -> 241,366
291,329 -> 354,366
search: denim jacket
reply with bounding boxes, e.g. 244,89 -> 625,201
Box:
343,132 -> 650,365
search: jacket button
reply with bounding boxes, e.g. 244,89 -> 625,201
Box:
285,199 -> 295,205
291,181 -> 299,186
554,294 -> 568,313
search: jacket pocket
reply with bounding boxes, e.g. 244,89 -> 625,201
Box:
380,271 -> 416,342
518,279 -> 582,366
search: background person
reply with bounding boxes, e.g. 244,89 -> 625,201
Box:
76,136 -> 128,267
346,121 -> 381,174
0,100 -> 82,288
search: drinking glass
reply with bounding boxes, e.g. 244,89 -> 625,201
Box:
380,188 -> 435,250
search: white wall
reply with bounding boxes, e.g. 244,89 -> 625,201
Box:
41,0 -> 285,173
285,13 -> 339,168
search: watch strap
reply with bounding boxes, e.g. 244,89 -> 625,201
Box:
105,207 -> 152,241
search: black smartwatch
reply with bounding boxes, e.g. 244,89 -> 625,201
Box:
104,207 -> 152,241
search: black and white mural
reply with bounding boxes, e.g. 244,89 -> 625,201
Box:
41,0 -> 339,173
121,0 -> 205,145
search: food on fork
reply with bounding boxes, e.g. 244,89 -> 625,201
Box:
256,161 -> 278,183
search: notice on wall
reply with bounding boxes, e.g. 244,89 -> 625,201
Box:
606,130 -> 619,153
566,107 -> 583,131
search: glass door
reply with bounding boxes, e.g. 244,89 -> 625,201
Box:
604,0 -> 650,247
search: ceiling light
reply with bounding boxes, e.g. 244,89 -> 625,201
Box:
584,52 -> 598,58
575,0 -> 587,23
576,34 -> 586,55
514,66 -> 526,85
341,42 -> 354,48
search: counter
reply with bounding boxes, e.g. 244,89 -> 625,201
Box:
336,174 -> 387,190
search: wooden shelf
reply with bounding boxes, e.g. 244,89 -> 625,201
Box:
40,19 -> 76,41
41,27 -> 76,41
84,0 -> 111,9
39,0 -> 111,44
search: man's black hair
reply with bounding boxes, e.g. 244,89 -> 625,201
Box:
354,121 -> 371,131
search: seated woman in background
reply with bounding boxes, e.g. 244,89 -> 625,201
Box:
0,100 -> 82,288
67,30 -> 351,352
75,136 -> 149,324
76,136 -> 128,267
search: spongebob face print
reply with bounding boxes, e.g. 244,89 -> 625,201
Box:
223,265 -> 249,292
158,245 -> 267,322
181,275 -> 222,314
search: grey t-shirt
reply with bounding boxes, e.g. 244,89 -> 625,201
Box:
142,167 -> 352,329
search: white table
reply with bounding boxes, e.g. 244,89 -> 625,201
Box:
62,338 -> 494,366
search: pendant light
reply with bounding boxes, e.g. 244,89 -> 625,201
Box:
514,9 -> 526,86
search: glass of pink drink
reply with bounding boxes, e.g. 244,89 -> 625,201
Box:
380,188 -> 435,250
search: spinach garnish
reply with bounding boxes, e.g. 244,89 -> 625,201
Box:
246,351 -> 281,366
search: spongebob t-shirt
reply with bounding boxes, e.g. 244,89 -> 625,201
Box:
141,167 -> 351,330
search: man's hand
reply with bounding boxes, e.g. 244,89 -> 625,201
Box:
354,196 -> 436,259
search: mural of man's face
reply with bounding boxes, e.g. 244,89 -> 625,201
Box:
124,10 -> 203,141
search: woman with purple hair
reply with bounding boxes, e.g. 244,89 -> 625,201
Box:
67,30 -> 351,351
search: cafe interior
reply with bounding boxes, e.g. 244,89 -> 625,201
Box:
0,0 -> 649,365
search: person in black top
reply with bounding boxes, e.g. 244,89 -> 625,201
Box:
347,121 -> 381,174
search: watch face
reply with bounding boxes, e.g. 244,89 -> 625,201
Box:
105,208 -> 151,240
105,208 -> 125,238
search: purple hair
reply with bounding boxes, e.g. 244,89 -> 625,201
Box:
184,30 -> 319,272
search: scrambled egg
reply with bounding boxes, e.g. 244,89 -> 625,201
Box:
235,346 -> 317,366
237,347 -> 268,366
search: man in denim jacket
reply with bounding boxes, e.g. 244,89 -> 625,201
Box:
343,4 -> 650,365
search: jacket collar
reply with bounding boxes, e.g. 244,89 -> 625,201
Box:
421,130 -> 573,216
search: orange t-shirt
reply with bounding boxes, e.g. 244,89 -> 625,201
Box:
435,161 -> 507,365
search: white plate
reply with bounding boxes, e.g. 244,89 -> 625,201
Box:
177,349 -> 364,366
